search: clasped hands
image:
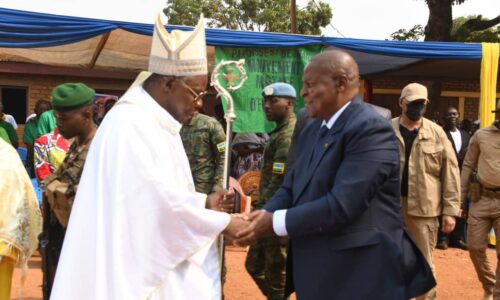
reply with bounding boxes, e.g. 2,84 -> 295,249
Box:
206,190 -> 276,246
223,210 -> 275,246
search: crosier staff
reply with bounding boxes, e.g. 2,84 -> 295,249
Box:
210,59 -> 247,294
211,59 -> 247,193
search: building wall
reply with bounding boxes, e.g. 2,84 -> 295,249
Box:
0,73 -> 133,146
369,78 -> 500,124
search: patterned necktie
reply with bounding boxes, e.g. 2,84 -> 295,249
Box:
309,125 -> 329,166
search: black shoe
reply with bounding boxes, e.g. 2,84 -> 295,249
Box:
436,240 -> 448,250
449,239 -> 468,250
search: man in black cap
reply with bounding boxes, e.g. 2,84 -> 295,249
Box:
40,82 -> 97,300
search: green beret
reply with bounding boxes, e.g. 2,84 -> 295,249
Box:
51,83 -> 95,109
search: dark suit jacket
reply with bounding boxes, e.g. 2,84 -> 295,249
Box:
264,97 -> 435,300
444,128 -> 470,168
368,103 -> 392,120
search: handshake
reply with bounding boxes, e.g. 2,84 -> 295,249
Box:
206,189 -> 276,247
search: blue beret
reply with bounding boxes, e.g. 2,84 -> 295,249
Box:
262,82 -> 296,98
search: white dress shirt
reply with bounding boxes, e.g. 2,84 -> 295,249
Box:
449,129 -> 462,153
272,101 -> 352,236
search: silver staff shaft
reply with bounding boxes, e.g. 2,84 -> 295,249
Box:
210,59 -> 247,299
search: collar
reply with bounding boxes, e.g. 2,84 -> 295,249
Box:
273,113 -> 296,133
120,86 -> 182,135
322,101 -> 351,129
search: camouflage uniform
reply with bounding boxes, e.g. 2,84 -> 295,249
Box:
40,139 -> 92,300
246,113 -> 296,300
180,113 -> 226,194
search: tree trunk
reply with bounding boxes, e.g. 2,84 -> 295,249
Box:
424,0 -> 454,41
423,1 -> 453,118
423,80 -> 443,123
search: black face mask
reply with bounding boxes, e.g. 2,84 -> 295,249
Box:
406,101 -> 426,121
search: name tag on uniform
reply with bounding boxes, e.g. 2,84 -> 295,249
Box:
217,142 -> 225,153
272,162 -> 285,174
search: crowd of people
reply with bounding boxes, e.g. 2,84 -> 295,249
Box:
0,14 -> 500,300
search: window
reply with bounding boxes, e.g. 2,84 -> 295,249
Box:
1,86 -> 28,124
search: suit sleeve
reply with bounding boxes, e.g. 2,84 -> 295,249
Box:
284,117 -> 400,238
263,165 -> 295,212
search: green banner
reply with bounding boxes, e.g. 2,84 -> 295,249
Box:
214,46 -> 322,133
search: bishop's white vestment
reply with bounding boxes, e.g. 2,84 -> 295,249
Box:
50,86 -> 230,300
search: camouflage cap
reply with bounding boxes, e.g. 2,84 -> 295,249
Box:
51,83 -> 95,109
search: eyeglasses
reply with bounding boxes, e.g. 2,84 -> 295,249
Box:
178,79 -> 208,103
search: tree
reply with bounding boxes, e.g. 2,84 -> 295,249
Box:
391,17 -> 500,42
390,25 -> 425,41
389,1 -> 500,116
163,0 -> 333,35
452,16 -> 500,42
424,0 -> 500,42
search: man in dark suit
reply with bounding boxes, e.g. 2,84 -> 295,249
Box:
436,106 -> 471,250
235,50 -> 435,300
286,104 -> 391,170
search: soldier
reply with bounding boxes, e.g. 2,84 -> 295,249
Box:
245,82 -> 296,300
180,111 -> 226,194
462,99 -> 500,300
40,82 -> 97,300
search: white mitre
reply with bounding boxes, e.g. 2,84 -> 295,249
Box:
149,14 -> 208,77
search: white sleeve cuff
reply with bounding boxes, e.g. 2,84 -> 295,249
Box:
272,209 -> 288,236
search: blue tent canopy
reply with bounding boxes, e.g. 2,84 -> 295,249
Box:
0,7 -> 486,59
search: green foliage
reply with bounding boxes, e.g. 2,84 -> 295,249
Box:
452,15 -> 500,42
163,0 -> 332,35
297,1 -> 333,35
163,0 -> 208,26
391,17 -> 500,43
390,25 -> 425,41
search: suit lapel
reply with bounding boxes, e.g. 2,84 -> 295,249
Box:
445,130 -> 458,154
293,98 -> 362,204
459,129 -> 468,154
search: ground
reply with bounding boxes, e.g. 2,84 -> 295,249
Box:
11,246 -> 495,299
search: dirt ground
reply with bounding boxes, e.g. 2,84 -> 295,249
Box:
11,246 -> 495,300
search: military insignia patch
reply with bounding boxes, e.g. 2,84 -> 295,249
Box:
264,87 -> 274,96
272,162 -> 285,174
217,142 -> 225,152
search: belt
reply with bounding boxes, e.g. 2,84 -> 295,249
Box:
481,186 -> 500,199
481,186 -> 500,193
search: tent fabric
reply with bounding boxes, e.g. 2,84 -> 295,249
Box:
479,43 -> 499,128
0,7 -> 490,58
0,7 -> 498,76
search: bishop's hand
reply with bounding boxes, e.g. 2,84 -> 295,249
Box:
223,215 -> 250,240
206,189 -> 235,213
233,210 -> 275,246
